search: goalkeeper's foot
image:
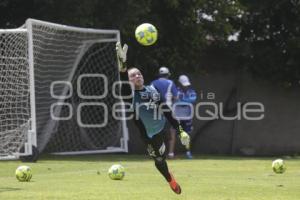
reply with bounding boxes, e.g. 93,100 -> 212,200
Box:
168,173 -> 182,194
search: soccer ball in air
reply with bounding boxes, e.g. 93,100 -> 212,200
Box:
135,23 -> 158,46
108,164 -> 125,180
15,165 -> 32,182
272,159 -> 286,174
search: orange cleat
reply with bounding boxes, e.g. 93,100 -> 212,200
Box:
168,173 -> 182,194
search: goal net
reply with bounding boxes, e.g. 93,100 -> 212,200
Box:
0,29 -> 33,160
0,19 -> 129,159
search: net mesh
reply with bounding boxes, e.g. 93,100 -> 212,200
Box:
0,20 -> 126,158
0,30 -> 30,157
29,21 -> 124,153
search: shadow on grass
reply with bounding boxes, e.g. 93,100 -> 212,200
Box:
38,153 -> 149,163
0,187 -> 22,193
35,153 -> 299,163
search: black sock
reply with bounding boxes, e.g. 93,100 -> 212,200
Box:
155,160 -> 171,182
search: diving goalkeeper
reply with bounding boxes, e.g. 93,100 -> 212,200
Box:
116,42 -> 190,195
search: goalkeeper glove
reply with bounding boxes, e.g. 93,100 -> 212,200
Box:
179,126 -> 190,148
116,42 -> 128,72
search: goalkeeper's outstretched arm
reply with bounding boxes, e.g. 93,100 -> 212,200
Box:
116,42 -> 132,101
160,104 -> 190,148
115,42 -> 190,148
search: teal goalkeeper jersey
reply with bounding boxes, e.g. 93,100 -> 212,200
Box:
133,85 -> 166,138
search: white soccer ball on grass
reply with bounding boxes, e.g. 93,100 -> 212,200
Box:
108,164 -> 125,180
15,165 -> 32,182
272,159 -> 286,174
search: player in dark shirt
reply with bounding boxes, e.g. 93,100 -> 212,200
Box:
116,42 -> 190,194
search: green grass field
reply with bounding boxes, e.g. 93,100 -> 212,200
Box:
0,155 -> 299,200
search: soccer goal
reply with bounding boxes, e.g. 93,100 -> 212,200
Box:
0,19 -> 129,160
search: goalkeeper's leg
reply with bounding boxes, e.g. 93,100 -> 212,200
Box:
146,132 -> 182,194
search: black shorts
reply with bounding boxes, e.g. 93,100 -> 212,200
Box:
145,131 -> 167,161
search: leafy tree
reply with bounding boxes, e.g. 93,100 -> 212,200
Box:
239,0 -> 300,87
1,0 -> 298,86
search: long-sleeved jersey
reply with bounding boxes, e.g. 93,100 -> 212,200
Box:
120,72 -> 180,140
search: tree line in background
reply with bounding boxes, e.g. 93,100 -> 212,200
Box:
0,0 -> 299,87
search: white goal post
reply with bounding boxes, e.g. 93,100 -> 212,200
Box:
0,19 -> 129,160
0,28 -> 34,160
